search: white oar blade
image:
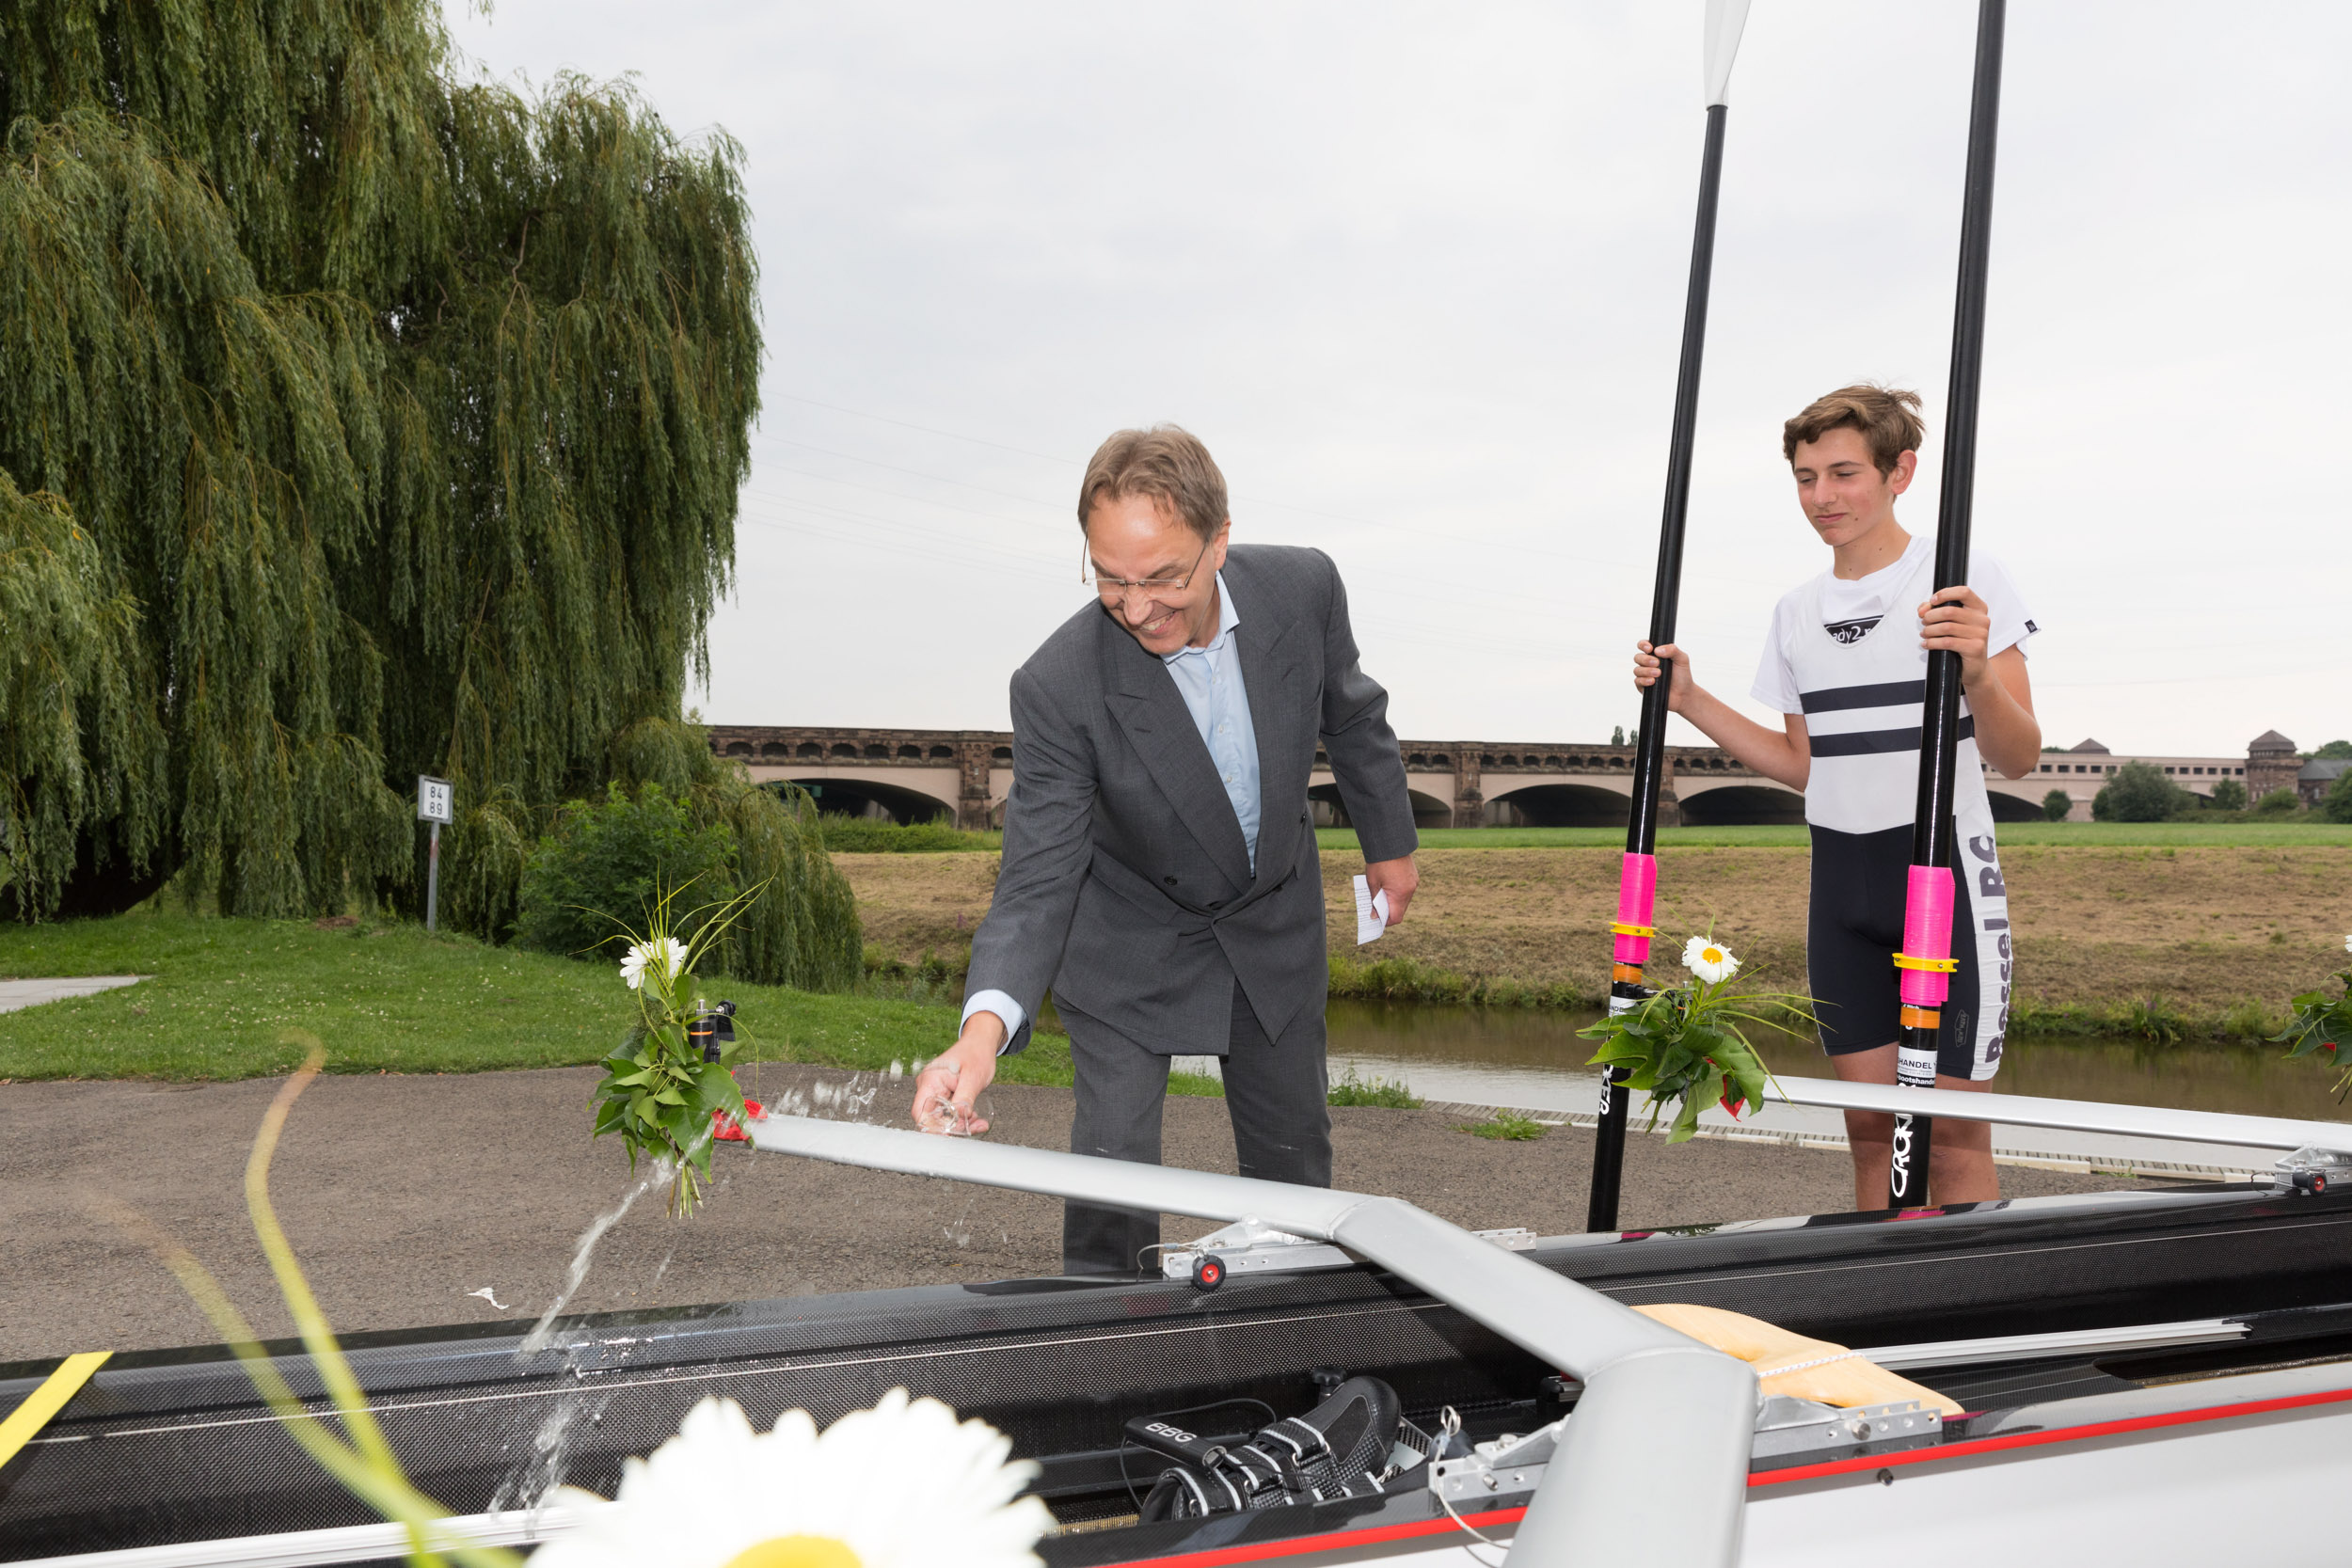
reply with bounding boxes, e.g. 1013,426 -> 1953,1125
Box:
1704,0 -> 1752,106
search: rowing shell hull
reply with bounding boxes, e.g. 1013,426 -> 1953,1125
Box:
8,1182 -> 2352,1564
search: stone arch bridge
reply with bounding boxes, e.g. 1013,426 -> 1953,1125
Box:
708,725 -> 2059,832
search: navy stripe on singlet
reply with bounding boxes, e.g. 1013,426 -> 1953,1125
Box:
1799,678 -> 1927,715
1807,715 -> 1976,757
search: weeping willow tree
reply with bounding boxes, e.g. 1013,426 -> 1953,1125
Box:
0,0 -> 859,988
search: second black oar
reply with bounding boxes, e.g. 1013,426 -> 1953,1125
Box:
1587,0 -> 1750,1233
1888,0 -> 2007,1210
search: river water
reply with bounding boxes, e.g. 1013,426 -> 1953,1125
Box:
1318,999 -> 2346,1123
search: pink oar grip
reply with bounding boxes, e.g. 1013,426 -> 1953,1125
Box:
1899,864 -> 1955,1006
1613,852 -> 1658,964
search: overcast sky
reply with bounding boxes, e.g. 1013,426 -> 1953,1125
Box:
448,1 -> 2346,757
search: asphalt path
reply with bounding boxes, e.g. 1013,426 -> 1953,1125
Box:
0,1063 -> 2161,1366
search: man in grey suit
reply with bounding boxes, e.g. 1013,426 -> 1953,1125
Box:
913,425 -> 1422,1277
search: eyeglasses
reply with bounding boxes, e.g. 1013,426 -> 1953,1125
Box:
1082,531 -> 1214,598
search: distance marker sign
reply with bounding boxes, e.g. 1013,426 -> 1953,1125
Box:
418,776 -> 453,824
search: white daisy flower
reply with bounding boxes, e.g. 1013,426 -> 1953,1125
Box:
2344,933 -> 2351,955
619,936 -> 691,991
534,1390 -> 1050,1568
1682,936 -> 1740,985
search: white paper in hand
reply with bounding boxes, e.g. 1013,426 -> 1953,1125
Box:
1352,874 -> 1391,945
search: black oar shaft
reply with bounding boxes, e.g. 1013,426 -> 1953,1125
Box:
1587,102 -> 1728,1235
1628,102 -> 1725,852
1889,0 -> 2007,1211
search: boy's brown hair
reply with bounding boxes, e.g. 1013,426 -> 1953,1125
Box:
1077,425 -> 1229,542
1782,385 -> 1924,476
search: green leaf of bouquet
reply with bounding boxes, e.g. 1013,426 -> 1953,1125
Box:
689,1063 -> 749,1122
1669,1089 -> 1703,1143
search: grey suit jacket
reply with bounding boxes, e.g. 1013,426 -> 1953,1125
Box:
967,544 -> 1417,1056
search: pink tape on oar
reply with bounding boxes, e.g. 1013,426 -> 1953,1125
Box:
1612,852 -> 1658,964
1898,864 -> 1955,1006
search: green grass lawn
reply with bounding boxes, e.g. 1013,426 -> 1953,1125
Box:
0,911 -> 1186,1091
1318,822 -> 2352,851
801,817 -> 2347,855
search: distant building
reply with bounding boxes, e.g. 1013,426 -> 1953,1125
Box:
2302,758 -> 2351,811
2249,730 -> 2302,800
2021,736 -> 2249,822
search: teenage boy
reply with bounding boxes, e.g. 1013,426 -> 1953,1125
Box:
1632,385 -> 2042,1209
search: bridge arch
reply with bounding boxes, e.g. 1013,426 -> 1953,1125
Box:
1311,783 -> 1453,831
1484,782 -> 1632,829
1676,784 -> 1805,827
769,776 -> 954,826
1983,787 -> 2042,824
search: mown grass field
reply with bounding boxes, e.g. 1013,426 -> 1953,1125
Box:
818,820 -> 2352,854
1320,823 -> 2352,850
844,840 -> 2352,1040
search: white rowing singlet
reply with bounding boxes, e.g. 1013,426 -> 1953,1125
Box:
1753,538 -> 2037,1081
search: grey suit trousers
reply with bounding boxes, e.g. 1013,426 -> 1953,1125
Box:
1061,985 -> 1332,1276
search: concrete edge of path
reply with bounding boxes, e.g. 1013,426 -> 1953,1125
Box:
0,977 -> 149,1014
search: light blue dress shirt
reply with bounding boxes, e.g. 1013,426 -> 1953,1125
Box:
963,572 -> 1260,1047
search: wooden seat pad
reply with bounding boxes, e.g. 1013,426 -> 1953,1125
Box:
1634,1303 -> 1962,1416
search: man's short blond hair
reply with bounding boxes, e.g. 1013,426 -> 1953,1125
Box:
1077,425 -> 1228,542
1783,385 -> 1924,477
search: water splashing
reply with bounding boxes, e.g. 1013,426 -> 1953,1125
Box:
489,1382 -> 616,1517
518,1158 -> 669,1357
762,1071 -> 882,1125
943,1190 -> 978,1249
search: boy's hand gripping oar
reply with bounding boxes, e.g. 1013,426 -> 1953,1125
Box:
1586,0 -> 1750,1233
1890,0 -> 2008,1210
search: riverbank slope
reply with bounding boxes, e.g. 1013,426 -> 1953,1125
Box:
844,844 -> 2352,1037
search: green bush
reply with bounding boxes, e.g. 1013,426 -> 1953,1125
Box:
2092,761 -> 2189,823
1461,1110 -> 1549,1141
2325,772 -> 2352,825
517,784 -> 738,963
1327,1067 -> 1422,1108
2252,788 -> 2305,818
2313,740 -> 2352,761
606,719 -> 862,992
2042,788 -> 2074,821
515,766 -> 863,992
2219,998 -> 2284,1040
1327,953 -> 1591,1009
813,812 -> 992,852
2125,995 -> 2187,1045
2208,779 -> 2248,812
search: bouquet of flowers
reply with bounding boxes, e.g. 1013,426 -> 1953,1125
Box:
589,879 -> 763,1218
1577,934 -> 1813,1143
2276,937 -> 2352,1097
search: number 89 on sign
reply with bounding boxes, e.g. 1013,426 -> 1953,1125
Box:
417,776 -> 453,825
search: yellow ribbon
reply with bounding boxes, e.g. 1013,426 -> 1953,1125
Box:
1892,953 -> 1960,974
1609,923 -> 1657,939
0,1351 -> 111,1470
